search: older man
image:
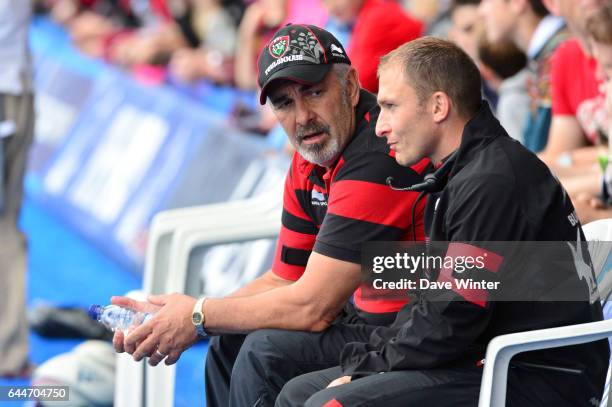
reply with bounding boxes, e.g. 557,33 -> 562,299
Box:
112,25 -> 429,406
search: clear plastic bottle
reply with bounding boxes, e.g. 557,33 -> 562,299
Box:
88,304 -> 152,332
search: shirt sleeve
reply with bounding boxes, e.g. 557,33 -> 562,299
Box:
271,163 -> 318,281
313,153 -> 429,263
340,175 -> 524,375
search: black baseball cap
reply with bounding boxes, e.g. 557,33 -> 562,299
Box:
257,24 -> 351,105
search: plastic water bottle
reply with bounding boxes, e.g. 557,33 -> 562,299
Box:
88,304 -> 152,332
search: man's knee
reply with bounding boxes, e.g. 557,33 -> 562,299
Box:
275,376 -> 303,407
234,329 -> 290,370
205,334 -> 245,375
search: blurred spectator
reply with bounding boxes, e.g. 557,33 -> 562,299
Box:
168,0 -> 241,85
403,0 -> 445,25
234,0 -> 287,90
538,0 -> 610,170
64,0 -> 175,61
479,0 -> 567,152
401,0 -> 453,38
106,0 -> 192,68
448,0 -> 500,107
42,0 -> 137,27
478,36 -> 530,142
228,0 -> 287,141
38,0 -> 135,58
322,0 -> 423,93
589,4 -> 612,82
109,25 -> 187,69
58,0 -> 235,75
285,0 -> 328,27
448,0 -> 481,62
570,4 -> 612,223
49,0 -> 244,86
0,0 -> 34,377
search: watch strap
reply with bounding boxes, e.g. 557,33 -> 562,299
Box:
192,296 -> 208,338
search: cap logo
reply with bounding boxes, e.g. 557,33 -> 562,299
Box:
293,31 -> 325,63
261,27 -> 331,78
330,44 -> 343,54
264,54 -> 305,76
269,36 -> 290,59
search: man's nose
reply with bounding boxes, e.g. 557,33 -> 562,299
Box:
375,114 -> 390,138
295,99 -> 315,126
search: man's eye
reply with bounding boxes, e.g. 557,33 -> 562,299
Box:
275,100 -> 292,109
309,89 -> 322,97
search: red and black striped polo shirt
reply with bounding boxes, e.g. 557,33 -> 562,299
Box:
272,90 -> 430,314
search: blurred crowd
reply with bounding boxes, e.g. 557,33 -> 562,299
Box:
32,0 -> 612,225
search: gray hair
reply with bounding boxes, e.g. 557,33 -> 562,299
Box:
333,63 -> 352,89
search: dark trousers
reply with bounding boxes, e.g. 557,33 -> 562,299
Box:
205,306 -> 395,407
276,362 -> 597,407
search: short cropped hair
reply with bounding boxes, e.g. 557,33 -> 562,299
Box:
379,36 -> 482,118
586,4 -> 612,44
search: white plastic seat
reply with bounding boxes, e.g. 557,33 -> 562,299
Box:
114,179 -> 283,407
478,219 -> 612,407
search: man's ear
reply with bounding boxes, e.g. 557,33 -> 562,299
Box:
347,67 -> 361,107
431,91 -> 451,123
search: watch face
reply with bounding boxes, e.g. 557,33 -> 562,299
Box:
192,314 -> 203,325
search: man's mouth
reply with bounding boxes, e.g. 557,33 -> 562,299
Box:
301,132 -> 326,145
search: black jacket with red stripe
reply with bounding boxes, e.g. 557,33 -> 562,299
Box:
339,102 -> 609,405
272,89 -> 430,316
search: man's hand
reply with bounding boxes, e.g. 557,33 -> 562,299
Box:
112,293 -> 199,366
327,376 -> 352,388
111,296 -> 163,354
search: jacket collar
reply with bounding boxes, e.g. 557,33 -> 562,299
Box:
448,101 -> 508,178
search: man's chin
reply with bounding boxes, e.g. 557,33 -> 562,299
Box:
395,153 -> 420,168
298,143 -> 340,167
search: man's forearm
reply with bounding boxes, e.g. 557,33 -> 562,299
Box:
226,270 -> 293,298
204,253 -> 361,334
204,287 -> 333,334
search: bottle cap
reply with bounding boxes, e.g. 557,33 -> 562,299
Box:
88,304 -> 103,321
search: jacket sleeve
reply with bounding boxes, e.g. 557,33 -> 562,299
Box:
340,175 -> 529,375
340,293 -> 492,376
